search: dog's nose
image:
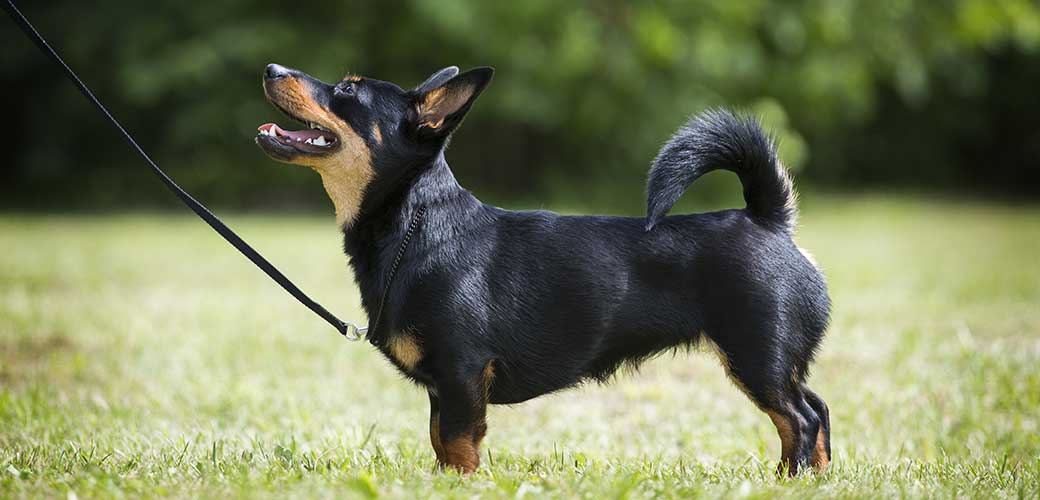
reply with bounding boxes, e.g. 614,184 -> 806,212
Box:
265,63 -> 291,80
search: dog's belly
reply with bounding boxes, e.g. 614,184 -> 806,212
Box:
485,320 -> 701,405
486,369 -> 572,404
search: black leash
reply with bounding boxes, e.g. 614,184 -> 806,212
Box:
3,0 -> 419,341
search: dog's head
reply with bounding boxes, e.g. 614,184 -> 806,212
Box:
256,64 -> 493,226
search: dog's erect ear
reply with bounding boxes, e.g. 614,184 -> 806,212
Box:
412,67 -> 494,137
415,66 -> 460,94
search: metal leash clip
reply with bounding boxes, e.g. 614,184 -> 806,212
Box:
342,322 -> 367,341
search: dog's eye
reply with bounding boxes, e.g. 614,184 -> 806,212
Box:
334,82 -> 356,96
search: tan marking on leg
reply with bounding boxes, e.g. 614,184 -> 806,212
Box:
441,436 -> 479,474
767,410 -> 798,476
387,333 -> 423,370
261,75 -> 375,227
812,427 -> 829,471
481,361 -> 495,401
473,361 -> 494,450
430,412 -> 446,462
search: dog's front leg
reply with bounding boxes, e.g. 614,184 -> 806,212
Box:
433,361 -> 494,474
428,391 -> 447,463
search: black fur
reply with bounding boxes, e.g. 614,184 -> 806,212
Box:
259,65 -> 832,474
646,110 -> 796,232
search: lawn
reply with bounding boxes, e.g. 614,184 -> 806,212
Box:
1,194 -> 1038,498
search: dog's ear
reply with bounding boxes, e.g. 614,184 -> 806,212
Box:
411,67 -> 494,138
415,66 -> 460,94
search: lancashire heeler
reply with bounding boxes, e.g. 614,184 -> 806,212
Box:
256,63 -> 831,475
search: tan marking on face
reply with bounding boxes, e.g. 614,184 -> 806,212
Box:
387,332 -> 423,370
263,76 -> 374,227
812,428 -> 830,471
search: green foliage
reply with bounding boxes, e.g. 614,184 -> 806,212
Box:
2,0 -> 1038,209
2,196 -> 1039,497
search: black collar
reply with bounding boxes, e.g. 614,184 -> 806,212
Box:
363,206 -> 427,346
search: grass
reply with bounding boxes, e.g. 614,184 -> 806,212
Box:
1,194 -> 1039,498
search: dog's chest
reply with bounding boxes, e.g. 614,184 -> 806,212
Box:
384,332 -> 423,370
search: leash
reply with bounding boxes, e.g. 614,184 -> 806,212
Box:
3,0 -> 419,341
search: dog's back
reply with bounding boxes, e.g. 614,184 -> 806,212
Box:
468,109 -> 831,474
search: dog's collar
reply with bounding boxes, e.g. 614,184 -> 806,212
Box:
356,206 -> 427,345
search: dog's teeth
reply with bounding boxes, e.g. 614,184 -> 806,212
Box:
313,136 -> 327,146
305,138 -> 314,145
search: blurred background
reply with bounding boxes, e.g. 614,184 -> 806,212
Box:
3,2 -> 1040,497
3,0 -> 1039,212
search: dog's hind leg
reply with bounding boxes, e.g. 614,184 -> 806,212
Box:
433,360 -> 495,474
801,384 -> 831,471
711,341 -> 821,476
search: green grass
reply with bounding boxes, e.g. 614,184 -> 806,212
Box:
1,194 -> 1039,498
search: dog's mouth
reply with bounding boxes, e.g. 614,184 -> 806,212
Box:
255,104 -> 340,160
257,122 -> 337,150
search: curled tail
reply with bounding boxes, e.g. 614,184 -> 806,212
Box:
645,109 -> 797,232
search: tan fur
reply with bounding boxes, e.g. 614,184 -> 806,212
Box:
481,361 -> 495,399
418,86 -> 472,129
263,76 -> 375,227
441,436 -> 480,474
812,428 -> 830,471
434,361 -> 494,473
767,410 -> 797,474
387,333 -> 423,370
709,340 -> 809,475
430,412 -> 446,462
371,120 -> 383,144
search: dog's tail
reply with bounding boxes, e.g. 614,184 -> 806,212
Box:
644,109 -> 796,232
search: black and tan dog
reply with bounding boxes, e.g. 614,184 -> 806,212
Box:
255,64 -> 831,475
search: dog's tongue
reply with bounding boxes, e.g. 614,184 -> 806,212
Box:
258,123 -> 336,146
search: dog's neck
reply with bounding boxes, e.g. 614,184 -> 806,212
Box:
341,152 -> 481,320
318,164 -> 372,228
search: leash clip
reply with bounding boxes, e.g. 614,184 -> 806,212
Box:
343,322 -> 367,341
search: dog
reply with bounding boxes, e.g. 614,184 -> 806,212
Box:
255,63 -> 831,476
